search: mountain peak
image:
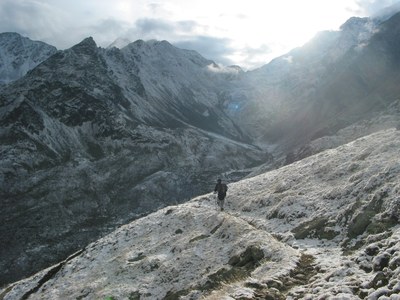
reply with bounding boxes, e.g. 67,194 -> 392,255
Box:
70,36 -> 98,54
0,32 -> 56,49
0,32 -> 57,84
340,16 -> 371,31
0,32 -> 23,39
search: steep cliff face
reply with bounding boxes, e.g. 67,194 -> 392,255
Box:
0,32 -> 57,85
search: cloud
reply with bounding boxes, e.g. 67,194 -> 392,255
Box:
174,36 -> 235,66
0,0 -> 66,44
127,18 -> 199,39
86,18 -> 130,48
231,44 -> 273,70
118,18 -> 241,67
354,0 -> 400,15
174,38 -> 273,70
135,18 -> 175,36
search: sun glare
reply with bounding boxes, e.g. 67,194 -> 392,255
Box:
158,0 -> 358,68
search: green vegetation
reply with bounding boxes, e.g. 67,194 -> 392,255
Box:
292,217 -> 338,240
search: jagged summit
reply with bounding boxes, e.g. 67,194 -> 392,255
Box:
70,36 -> 97,54
3,128 -> 400,299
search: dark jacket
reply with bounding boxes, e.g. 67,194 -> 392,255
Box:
214,182 -> 228,200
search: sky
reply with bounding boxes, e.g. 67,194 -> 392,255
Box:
1,0 -> 400,70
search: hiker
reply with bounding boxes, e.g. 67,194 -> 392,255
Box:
214,179 -> 228,211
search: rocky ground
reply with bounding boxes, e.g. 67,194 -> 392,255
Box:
2,128 -> 400,299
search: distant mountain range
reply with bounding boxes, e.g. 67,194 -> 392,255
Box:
1,9 -> 400,286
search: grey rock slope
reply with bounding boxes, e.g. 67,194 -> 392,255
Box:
2,128 -> 400,299
0,32 -> 57,85
0,37 -> 266,285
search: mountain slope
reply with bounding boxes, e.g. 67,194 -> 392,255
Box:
0,32 -> 57,84
3,128 -> 400,299
231,12 -> 400,150
0,37 -> 266,286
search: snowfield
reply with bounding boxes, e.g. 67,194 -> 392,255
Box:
2,128 -> 400,299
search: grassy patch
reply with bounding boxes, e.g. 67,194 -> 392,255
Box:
292,217 -> 338,240
366,218 -> 397,235
347,210 -> 375,239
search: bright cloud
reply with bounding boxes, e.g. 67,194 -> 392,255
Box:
0,0 -> 399,69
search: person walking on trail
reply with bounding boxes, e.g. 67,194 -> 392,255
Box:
214,179 -> 228,211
